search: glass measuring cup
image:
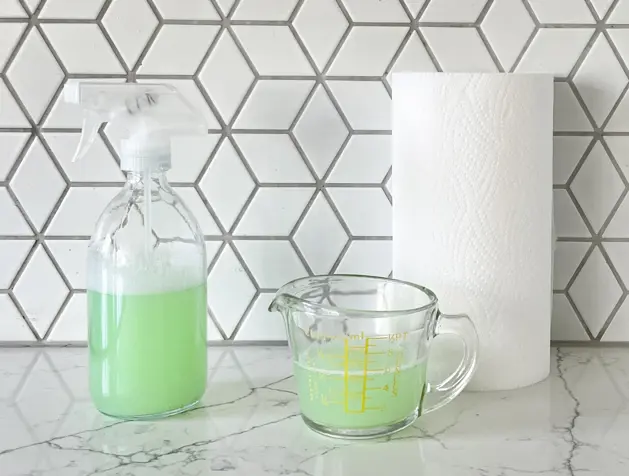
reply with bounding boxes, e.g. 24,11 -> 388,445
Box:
269,275 -> 478,439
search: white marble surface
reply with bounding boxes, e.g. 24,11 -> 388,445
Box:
0,346 -> 628,475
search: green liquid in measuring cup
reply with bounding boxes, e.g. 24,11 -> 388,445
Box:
294,343 -> 427,430
88,283 -> 207,419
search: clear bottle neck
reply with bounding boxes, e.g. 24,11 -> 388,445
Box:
125,170 -> 170,191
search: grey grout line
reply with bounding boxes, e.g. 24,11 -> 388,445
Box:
476,24 -> 504,73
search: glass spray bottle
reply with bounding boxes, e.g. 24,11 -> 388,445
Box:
65,83 -> 208,419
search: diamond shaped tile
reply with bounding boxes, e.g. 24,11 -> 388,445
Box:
553,190 -> 590,238
0,240 -> 32,289
236,241 -> 308,289
139,25 -> 219,75
0,133 -> 29,180
553,242 -> 590,290
516,28 -> 594,76
199,139 -> 255,231
336,240 -> 392,276
608,0 -> 629,21
569,247 -> 622,337
294,192 -> 348,274
0,187 -> 31,235
328,80 -> 391,130
602,299 -> 629,341
7,28 -> 63,122
421,0 -> 487,22
102,0 -> 158,70
554,82 -> 592,132
233,26 -> 313,76
200,30 -> 255,124
217,0 -> 236,16
294,85 -> 348,177
24,0 -> 42,14
153,0 -> 219,19
170,134 -> 219,183
207,312 -> 223,341
42,24 -> 123,74
605,136 -> 629,177
328,135 -> 391,183
571,141 -> 624,232
174,187 -> 221,235
40,0 -> 104,19
591,0 -> 615,18
234,80 -> 314,130
0,294 -> 31,340
329,26 -> 406,76
402,0 -> 426,17
0,24 -> 25,70
234,0 -> 298,20
605,88 -> 629,131
342,0 -> 408,21
528,0 -> 595,23
47,240 -> 88,289
46,187 -> 119,236
551,294 -> 589,341
0,81 -> 28,127
235,293 -> 287,341
553,137 -> 592,185
11,139 -> 66,231
235,188 -> 313,236
328,188 -> 391,236
13,246 -> 69,338
0,0 -> 27,16
294,0 -> 348,71
603,195 -> 629,237
47,293 -> 86,342
207,245 -> 256,338
604,243 -> 629,286
481,0 -> 535,72
386,32 -> 436,84
234,134 -> 313,183
421,27 -> 497,72
574,35 -> 628,127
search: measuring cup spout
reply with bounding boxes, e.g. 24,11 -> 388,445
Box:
268,293 -> 293,315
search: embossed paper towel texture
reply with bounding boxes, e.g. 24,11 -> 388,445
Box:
392,74 -> 554,391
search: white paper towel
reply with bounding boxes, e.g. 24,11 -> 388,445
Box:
392,73 -> 554,391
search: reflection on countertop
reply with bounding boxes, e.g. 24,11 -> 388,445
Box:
0,346 -> 628,475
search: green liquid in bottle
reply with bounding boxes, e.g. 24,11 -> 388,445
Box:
88,283 -> 207,419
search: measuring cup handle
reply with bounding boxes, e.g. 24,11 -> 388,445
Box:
422,312 -> 478,414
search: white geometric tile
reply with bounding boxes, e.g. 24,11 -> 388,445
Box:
0,81 -> 28,127
44,133 -> 123,183
205,241 -> 222,267
236,240 -> 308,289
609,30 -> 629,79
605,195 -> 629,238
217,0 -> 236,16
608,0 -> 629,22
591,0 -> 615,18
328,135 -> 391,183
553,136 -> 591,185
342,0 -> 408,21
199,30 -> 255,124
551,294 -> 589,341
602,299 -> 629,341
553,241 -> 590,290
481,0 -> 535,71
516,29 -> 594,76
294,85 -> 348,177
7,28 -> 63,122
173,187 -> 221,235
234,134 -> 313,183
199,139 -> 255,231
0,133 -> 29,180
569,247 -> 622,337
102,0 -> 158,70
604,242 -> 629,286
294,0 -> 348,71
47,293 -> 86,342
11,139 -> 66,231
42,24 -> 123,74
329,26 -> 406,76
152,0 -> 219,19
24,0 -> 42,13
169,135 -> 220,183
235,293 -> 287,341
0,295 -> 34,341
294,192 -> 348,275
0,187 -> 31,235
421,0 -> 487,22
328,80 -> 391,130
0,240 -> 32,289
402,0 -> 427,17
0,0 -> 27,17
235,188 -> 313,236
337,240 -> 392,277
606,137 -> 629,179
233,0 -> 298,20
13,246 -> 69,338
234,80 -> 314,130
328,188 -> 391,236
139,25 -> 219,75
46,187 -> 119,236
571,141 -> 624,232
528,0 -> 595,23
553,190 -> 590,238
207,313 -> 223,341
47,240 -> 88,289
207,245 -> 256,337
605,89 -> 629,131
421,27 -> 497,72
574,35 -> 628,127
0,24 -> 25,70
40,0 -> 105,19
554,82 -> 593,132
386,32 -> 436,84
233,26 -> 313,76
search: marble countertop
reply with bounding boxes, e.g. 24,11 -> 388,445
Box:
0,346 -> 628,475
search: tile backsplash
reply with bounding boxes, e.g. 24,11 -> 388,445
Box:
1,0 -> 629,343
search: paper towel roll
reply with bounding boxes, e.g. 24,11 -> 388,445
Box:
392,73 -> 554,391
